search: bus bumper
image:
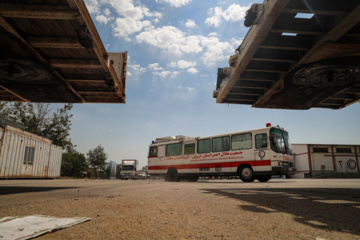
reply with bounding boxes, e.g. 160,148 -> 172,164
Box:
272,166 -> 297,175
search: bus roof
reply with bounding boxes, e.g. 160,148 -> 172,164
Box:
151,124 -> 288,145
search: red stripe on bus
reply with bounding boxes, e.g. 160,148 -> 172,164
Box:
148,160 -> 271,170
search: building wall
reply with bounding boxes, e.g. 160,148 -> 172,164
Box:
292,144 -> 309,178
0,125 -> 63,178
309,145 -> 335,171
332,145 -> 359,173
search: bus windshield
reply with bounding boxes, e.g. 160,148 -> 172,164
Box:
270,128 -> 293,155
122,165 -> 135,171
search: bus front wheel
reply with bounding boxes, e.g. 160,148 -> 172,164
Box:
238,165 -> 255,182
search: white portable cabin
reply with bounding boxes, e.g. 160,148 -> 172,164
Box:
292,143 -> 360,178
0,125 -> 63,178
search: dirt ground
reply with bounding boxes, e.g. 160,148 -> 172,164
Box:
1,178 -> 360,240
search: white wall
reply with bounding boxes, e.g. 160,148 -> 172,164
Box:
292,144 -> 309,178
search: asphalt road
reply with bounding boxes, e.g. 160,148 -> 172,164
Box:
0,178 -> 360,239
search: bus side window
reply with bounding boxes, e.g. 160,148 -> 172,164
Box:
255,133 -> 267,149
198,139 -> 211,154
231,133 -> 252,150
212,136 -> 230,152
166,143 -> 182,156
149,146 -> 157,157
184,143 -> 195,155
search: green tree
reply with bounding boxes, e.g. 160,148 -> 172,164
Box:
61,150 -> 88,178
41,103 -> 74,148
87,145 -> 107,179
0,102 -> 74,149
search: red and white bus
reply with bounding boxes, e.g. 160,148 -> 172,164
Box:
147,124 -> 296,182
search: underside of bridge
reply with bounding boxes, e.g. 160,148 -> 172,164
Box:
214,0 -> 360,110
0,0 -> 127,103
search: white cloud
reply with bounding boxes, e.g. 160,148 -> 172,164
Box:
180,35 -> 202,54
127,63 -> 146,83
149,63 -> 179,78
85,0 -> 162,40
177,86 -> 195,93
86,0 -> 239,68
171,71 -> 180,78
172,60 -> 196,69
107,0 -> 153,19
137,26 -> 236,67
186,87 -> 194,93
187,68 -> 198,74
208,32 -> 218,37
148,63 -> 164,71
155,0 -> 192,8
230,37 -> 243,49
136,26 -> 202,55
185,19 -> 196,28
205,7 -> 222,27
154,70 -> 171,78
96,15 -> 110,24
114,18 -> 152,40
200,36 -> 233,66
178,60 -> 196,69
167,62 -> 177,68
128,64 -> 146,73
205,4 -> 249,27
104,8 -> 111,16
85,0 -> 101,14
223,4 -> 248,22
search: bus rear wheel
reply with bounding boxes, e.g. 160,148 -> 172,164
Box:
238,165 -> 255,182
165,168 -> 180,182
256,175 -> 272,182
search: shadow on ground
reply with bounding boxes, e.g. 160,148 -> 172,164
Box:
0,186 -> 79,195
201,187 -> 360,236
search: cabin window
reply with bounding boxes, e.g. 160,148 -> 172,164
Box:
23,146 -> 35,165
184,143 -> 195,155
255,133 -> 267,149
149,146 -> 157,157
336,148 -> 352,153
313,147 -> 328,153
212,136 -> 230,152
166,143 -> 182,156
232,133 -> 252,150
198,139 -> 211,154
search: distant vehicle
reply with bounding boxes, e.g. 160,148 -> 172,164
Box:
138,172 -> 147,180
120,159 -> 139,180
147,123 -> 296,182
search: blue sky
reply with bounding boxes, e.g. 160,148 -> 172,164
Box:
68,0 -> 360,168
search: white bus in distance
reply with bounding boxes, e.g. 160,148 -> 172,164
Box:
147,123 -> 296,182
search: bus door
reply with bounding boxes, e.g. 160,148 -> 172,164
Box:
254,133 -> 269,163
158,145 -> 166,162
